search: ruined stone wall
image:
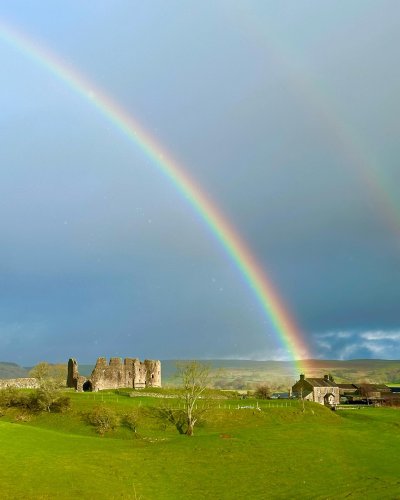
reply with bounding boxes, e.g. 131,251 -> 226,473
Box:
91,357 -> 124,391
67,357 -> 161,392
145,359 -> 161,387
67,359 -> 79,389
0,378 -> 40,389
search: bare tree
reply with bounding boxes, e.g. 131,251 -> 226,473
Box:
358,384 -> 373,405
29,362 -> 67,388
175,361 -> 212,436
254,384 -> 271,399
28,362 -> 70,412
29,362 -> 50,383
297,385 -> 306,412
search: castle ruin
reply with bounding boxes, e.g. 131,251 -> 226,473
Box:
67,357 -> 161,392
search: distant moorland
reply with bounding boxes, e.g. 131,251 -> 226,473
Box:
0,362 -> 30,379
2,359 -> 399,389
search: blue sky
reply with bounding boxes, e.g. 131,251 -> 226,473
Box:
1,1 -> 400,364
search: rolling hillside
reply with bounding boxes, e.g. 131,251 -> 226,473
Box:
1,359 -> 399,388
0,362 -> 29,379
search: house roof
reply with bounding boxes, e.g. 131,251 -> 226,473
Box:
304,378 -> 338,388
353,383 -> 391,392
337,384 -> 358,390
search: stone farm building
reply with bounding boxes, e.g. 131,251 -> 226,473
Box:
292,374 -> 340,406
67,357 -> 161,392
292,374 -> 397,407
337,382 -> 392,403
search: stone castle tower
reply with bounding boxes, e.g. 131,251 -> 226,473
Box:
67,357 -> 161,392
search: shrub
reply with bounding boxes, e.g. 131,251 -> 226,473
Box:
0,387 -> 29,408
87,405 -> 119,435
254,385 -> 271,399
27,387 -> 64,412
14,412 -> 31,422
0,386 -> 71,414
122,411 -> 139,434
49,395 -> 71,413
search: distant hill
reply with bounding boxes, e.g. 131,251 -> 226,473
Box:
1,359 -> 399,389
0,362 -> 30,379
160,359 -> 400,389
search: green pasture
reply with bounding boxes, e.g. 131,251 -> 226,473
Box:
0,391 -> 399,499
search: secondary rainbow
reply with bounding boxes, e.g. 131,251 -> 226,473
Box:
0,21 -> 310,368
236,7 -> 400,235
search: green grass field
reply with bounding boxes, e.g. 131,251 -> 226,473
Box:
0,391 -> 399,499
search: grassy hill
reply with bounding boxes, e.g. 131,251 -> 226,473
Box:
0,389 -> 399,498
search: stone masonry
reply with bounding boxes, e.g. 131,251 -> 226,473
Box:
292,374 -> 340,406
0,378 -> 40,389
67,357 -> 161,392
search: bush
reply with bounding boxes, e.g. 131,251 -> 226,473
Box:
87,405 -> 119,435
48,395 -> 71,413
27,387 -> 71,413
254,385 -> 271,399
14,412 -> 31,422
0,387 -> 70,413
122,411 -> 139,434
27,388 -> 57,412
0,387 -> 29,408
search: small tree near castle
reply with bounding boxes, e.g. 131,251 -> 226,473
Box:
177,361 -> 212,436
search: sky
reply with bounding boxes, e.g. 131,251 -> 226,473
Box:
1,1 -> 400,364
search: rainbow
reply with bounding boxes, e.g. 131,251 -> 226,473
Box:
0,21 -> 309,369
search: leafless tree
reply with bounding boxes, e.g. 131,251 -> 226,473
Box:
254,384 -> 271,399
29,362 -> 50,382
297,385 -> 306,412
175,361 -> 213,436
358,384 -> 373,405
29,362 -> 67,388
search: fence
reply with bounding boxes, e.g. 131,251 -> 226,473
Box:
335,404 -> 373,410
80,393 -> 294,410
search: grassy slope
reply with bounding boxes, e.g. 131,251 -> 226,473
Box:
0,393 -> 400,499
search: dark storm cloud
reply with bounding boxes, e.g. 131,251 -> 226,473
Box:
1,1 -> 400,363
